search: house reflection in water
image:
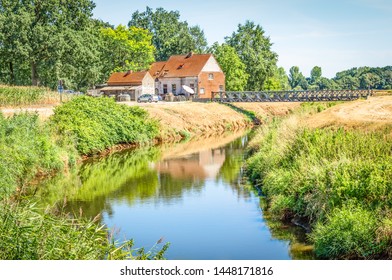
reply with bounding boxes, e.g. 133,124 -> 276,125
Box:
155,148 -> 226,180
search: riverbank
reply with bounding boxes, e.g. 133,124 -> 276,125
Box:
246,97 -> 392,259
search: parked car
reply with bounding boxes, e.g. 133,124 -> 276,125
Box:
137,94 -> 159,103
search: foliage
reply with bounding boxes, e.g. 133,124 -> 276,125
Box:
310,66 -> 322,84
288,65 -> 392,90
264,67 -> 290,90
0,112 -> 64,199
225,20 -> 278,91
100,25 -> 155,77
209,43 -> 248,91
288,66 -> 308,90
0,201 -> 168,260
334,66 -> 392,90
247,107 -> 392,259
50,96 -> 159,155
0,0 -> 96,88
129,7 -> 207,61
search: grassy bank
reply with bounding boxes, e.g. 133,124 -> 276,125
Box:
0,96 -> 164,259
246,104 -> 392,259
144,102 -> 252,142
0,85 -> 70,107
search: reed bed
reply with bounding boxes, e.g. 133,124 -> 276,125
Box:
0,85 -> 72,107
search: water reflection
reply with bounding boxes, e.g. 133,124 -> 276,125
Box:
37,130 -> 313,260
38,131 -> 249,218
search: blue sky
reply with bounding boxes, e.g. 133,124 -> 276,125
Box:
93,0 -> 392,78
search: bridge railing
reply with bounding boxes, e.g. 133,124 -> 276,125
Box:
210,89 -> 372,103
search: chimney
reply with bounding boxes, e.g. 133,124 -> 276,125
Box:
185,51 -> 193,59
124,70 -> 133,76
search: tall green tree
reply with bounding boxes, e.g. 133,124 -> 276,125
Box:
0,0 -> 96,87
129,7 -> 207,61
100,25 -> 155,78
225,21 -> 278,91
310,66 -> 322,84
209,43 -> 248,91
264,67 -> 290,90
288,66 -> 308,90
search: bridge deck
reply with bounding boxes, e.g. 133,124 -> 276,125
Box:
208,90 -> 371,103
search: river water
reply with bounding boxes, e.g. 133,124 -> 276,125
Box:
37,131 -> 313,260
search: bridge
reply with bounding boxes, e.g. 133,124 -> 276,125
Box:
207,89 -> 372,103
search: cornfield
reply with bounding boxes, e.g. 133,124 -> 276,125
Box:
0,85 -> 72,107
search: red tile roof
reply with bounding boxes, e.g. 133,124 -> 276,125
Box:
149,61 -> 166,78
107,71 -> 149,86
151,53 -> 214,78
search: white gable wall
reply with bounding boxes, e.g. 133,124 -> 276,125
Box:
201,56 -> 223,73
142,73 -> 155,95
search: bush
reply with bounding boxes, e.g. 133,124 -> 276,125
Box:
50,96 -> 159,155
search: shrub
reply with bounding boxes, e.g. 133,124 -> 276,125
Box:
50,96 -> 159,155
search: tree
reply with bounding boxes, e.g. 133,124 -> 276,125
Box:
0,0 -> 96,87
310,66 -> 322,84
264,67 -> 290,91
225,21 -> 278,91
209,43 -> 248,91
288,66 -> 307,90
100,25 -> 155,78
129,7 -> 207,61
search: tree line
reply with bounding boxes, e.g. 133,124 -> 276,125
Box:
1,2 -> 391,92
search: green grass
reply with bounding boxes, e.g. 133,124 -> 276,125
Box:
50,96 -> 159,155
246,109 -> 392,259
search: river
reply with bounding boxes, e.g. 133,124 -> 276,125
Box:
37,131 -> 313,260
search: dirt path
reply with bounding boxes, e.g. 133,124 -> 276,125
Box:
0,106 -> 55,120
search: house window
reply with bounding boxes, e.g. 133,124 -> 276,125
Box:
172,84 -> 177,94
163,84 -> 168,94
219,85 -> 224,92
208,73 -> 214,80
200,88 -> 205,95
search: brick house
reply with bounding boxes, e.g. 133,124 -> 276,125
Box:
149,53 -> 225,99
101,70 -> 154,101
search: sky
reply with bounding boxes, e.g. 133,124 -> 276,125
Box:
92,0 -> 392,78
